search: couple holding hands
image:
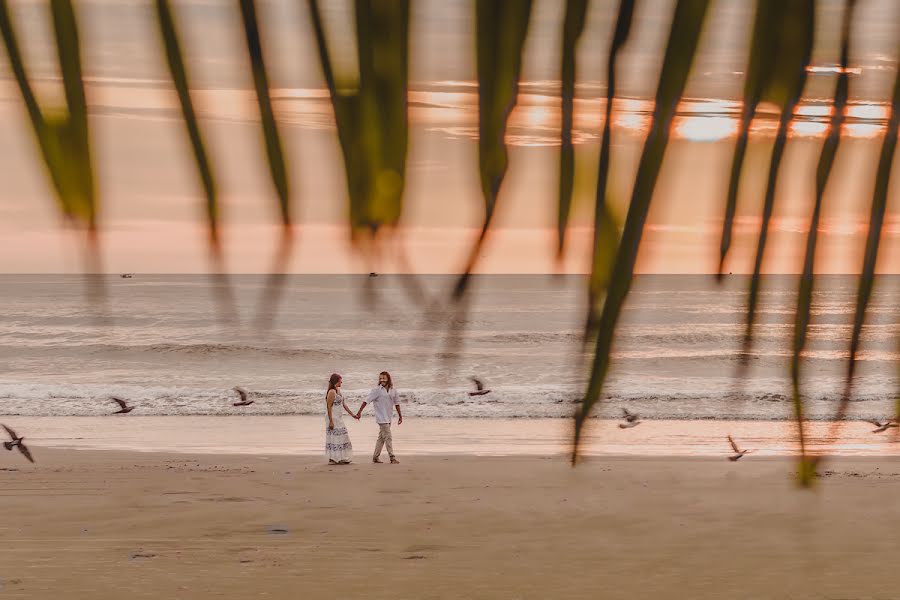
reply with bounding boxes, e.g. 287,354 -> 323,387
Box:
325,371 -> 402,465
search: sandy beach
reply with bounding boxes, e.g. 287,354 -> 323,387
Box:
2,449 -> 899,599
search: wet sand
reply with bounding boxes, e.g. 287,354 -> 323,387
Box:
5,415 -> 900,456
2,449 -> 900,599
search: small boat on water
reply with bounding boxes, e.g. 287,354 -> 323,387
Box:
368,272 -> 378,278
120,273 -> 134,279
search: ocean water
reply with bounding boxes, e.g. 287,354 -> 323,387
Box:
0,274 -> 897,421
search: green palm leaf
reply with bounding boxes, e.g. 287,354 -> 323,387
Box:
238,0 -> 295,326
0,0 -> 95,228
573,0 -> 711,462
739,1 -> 814,375
156,0 -> 219,244
791,0 -> 855,486
156,0 -> 236,320
308,0 -> 409,236
454,0 -> 533,299
239,0 -> 290,225
585,0 -> 634,342
718,0 -> 814,277
834,42 -> 900,426
557,0 -> 589,257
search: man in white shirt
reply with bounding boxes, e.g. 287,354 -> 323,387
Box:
356,371 -> 403,464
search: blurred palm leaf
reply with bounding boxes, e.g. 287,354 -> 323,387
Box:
156,0 -> 236,319
0,0 -> 95,228
791,0 -> 855,485
238,0 -> 295,326
833,43 -> 900,427
556,0 -> 589,257
156,0 -> 219,245
718,0 -> 814,277
738,1 -> 814,373
239,0 -> 290,226
308,0 -> 409,239
586,0 -> 634,342
454,0 -> 533,299
573,0 -> 711,462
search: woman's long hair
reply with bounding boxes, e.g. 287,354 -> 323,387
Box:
380,371 -> 393,391
327,373 -> 342,397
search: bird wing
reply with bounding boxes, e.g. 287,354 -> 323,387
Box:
865,419 -> 884,427
622,408 -> 632,419
2,424 -> 17,440
471,378 -> 483,391
728,436 -> 740,453
111,397 -> 128,409
18,443 -> 34,463
233,387 -> 248,402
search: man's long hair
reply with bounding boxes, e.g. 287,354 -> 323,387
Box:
379,371 -> 393,391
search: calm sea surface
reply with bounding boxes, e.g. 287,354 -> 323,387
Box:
0,274 -> 897,421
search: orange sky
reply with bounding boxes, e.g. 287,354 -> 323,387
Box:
0,0 -> 899,274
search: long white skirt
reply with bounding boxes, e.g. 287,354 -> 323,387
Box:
325,412 -> 353,462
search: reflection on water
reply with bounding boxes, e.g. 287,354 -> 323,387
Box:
2,77 -> 891,147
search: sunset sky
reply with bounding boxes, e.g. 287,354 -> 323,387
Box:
0,0 -> 899,274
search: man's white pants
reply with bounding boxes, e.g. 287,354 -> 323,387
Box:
374,423 -> 394,458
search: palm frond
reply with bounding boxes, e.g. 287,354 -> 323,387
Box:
586,0 -> 634,342
557,0 -> 589,257
718,1 -> 813,277
453,0 -> 533,299
739,1 -> 814,375
791,0 -> 856,486
0,0 -> 96,228
833,40 -> 900,426
156,0 -> 236,320
239,0 -> 290,225
573,0 -> 711,462
238,0 -> 295,326
308,0 -> 409,236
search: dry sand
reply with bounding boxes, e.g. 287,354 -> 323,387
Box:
2,450 -> 900,599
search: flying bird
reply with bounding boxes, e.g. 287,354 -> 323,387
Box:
866,419 -> 898,434
111,397 -> 134,414
727,435 -> 753,461
232,387 -> 254,407
468,377 -> 491,397
618,408 -> 641,429
2,424 -> 34,463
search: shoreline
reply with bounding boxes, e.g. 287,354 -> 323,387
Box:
2,415 -> 899,457
3,450 -> 900,599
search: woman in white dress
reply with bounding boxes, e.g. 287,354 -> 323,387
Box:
325,373 -> 357,464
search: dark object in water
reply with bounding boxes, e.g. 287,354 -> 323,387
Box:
120,273 -> 134,278
232,386 -> 255,407
111,396 -> 135,414
368,272 -> 378,277
468,377 -> 491,397
2,424 -> 34,463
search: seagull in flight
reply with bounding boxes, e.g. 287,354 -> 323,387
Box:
111,397 -> 135,414
468,377 -> 491,397
2,424 -> 34,463
727,435 -> 753,461
232,386 -> 254,407
866,419 -> 898,434
618,408 -> 641,429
